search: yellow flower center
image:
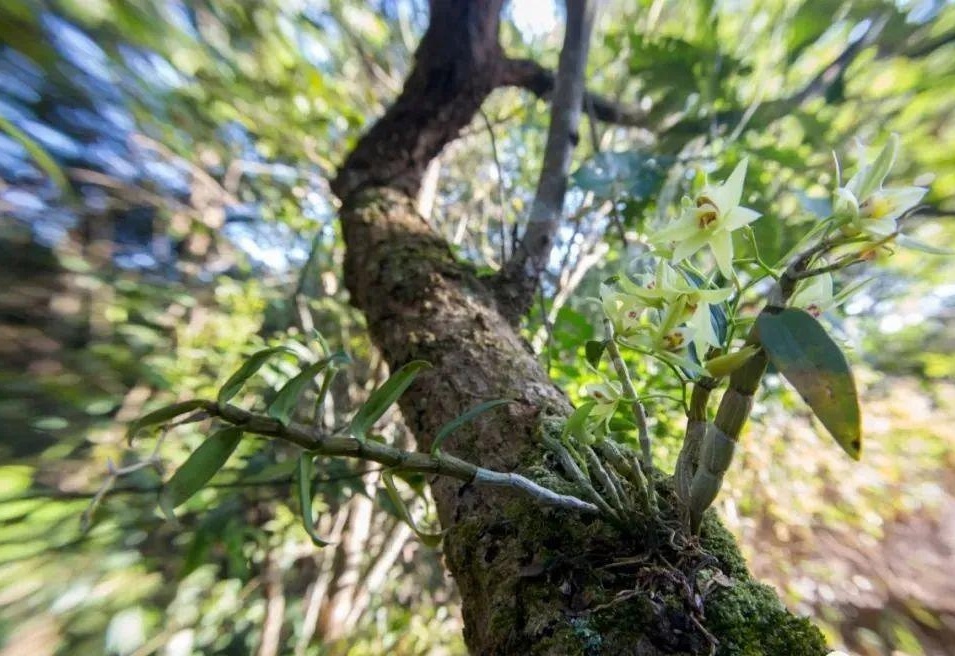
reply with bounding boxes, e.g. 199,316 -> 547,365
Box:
860,193 -> 892,220
695,195 -> 720,229
662,330 -> 686,351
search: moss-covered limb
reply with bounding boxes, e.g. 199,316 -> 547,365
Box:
443,476 -> 826,656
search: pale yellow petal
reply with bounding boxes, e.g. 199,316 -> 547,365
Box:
721,206 -> 761,232
671,231 -> 709,264
709,230 -> 734,278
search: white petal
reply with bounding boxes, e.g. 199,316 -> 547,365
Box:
864,217 -> 897,237
882,186 -> 927,221
858,133 -> 899,201
710,158 -> 748,213
691,305 -> 717,359
721,206 -> 762,232
653,213 -> 697,243
696,286 -> 734,303
709,230 -> 734,278
672,232 -> 709,264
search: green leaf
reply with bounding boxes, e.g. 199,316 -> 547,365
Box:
381,471 -> 443,547
585,340 -> 607,369
895,234 -> 954,255
126,399 -> 208,445
431,399 -> 514,455
160,427 -> 244,514
349,360 -> 431,441
562,401 -> 596,440
608,416 -> 638,432
217,347 -> 296,405
757,308 -> 861,459
296,454 -> 332,547
267,352 -> 349,425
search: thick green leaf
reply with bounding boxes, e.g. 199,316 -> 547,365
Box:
562,401 -> 596,440
126,399 -> 207,445
349,360 -> 431,441
431,399 -> 514,455
296,454 -> 332,547
160,427 -> 244,513
267,352 -> 349,425
585,340 -> 607,369
757,308 -> 861,459
381,471 -> 442,547
217,347 -> 296,406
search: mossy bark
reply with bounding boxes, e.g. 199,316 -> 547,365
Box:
331,1 -> 828,653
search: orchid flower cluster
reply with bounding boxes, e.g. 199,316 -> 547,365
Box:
582,134 -> 927,442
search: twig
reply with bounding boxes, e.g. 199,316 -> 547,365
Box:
498,0 -> 598,319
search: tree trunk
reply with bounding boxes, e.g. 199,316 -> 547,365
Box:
331,2 -> 827,654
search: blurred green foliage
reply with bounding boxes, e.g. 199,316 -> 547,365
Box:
1,0 -> 953,655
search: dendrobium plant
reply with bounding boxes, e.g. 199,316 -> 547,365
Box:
571,133 -> 942,532
652,158 -> 762,278
834,133 -> 927,238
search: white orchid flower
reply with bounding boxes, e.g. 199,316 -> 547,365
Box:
600,282 -> 647,336
652,159 -> 762,278
619,261 -> 732,359
584,380 -> 622,429
834,133 -> 927,238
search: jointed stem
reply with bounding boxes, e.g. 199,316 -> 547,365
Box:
603,318 -> 652,468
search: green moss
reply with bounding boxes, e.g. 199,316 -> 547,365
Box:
699,512 -> 827,655
706,579 -> 827,656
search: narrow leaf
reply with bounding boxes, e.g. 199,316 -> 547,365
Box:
350,360 -> 431,440
382,471 -> 443,547
160,427 -> 244,513
562,401 -> 596,440
267,352 -> 350,425
585,340 -> 607,368
757,308 -> 861,459
127,399 -> 207,445
297,454 -> 332,547
217,347 -> 296,405
431,399 -> 514,455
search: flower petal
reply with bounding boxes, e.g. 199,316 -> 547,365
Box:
882,186 -> 927,222
858,133 -> 899,201
709,230 -> 734,278
721,206 -> 762,232
710,158 -> 748,213
653,213 -> 697,243
696,287 -> 734,303
671,231 -> 709,264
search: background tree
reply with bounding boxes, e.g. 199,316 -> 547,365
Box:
1,1 -> 953,655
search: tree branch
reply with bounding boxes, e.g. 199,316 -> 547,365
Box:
498,57 -> 647,127
497,0 -> 598,321
204,401 -> 599,514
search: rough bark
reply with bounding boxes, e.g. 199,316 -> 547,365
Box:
330,2 -> 827,654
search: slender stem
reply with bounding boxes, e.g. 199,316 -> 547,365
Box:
603,318 -> 652,469
205,402 -> 599,514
